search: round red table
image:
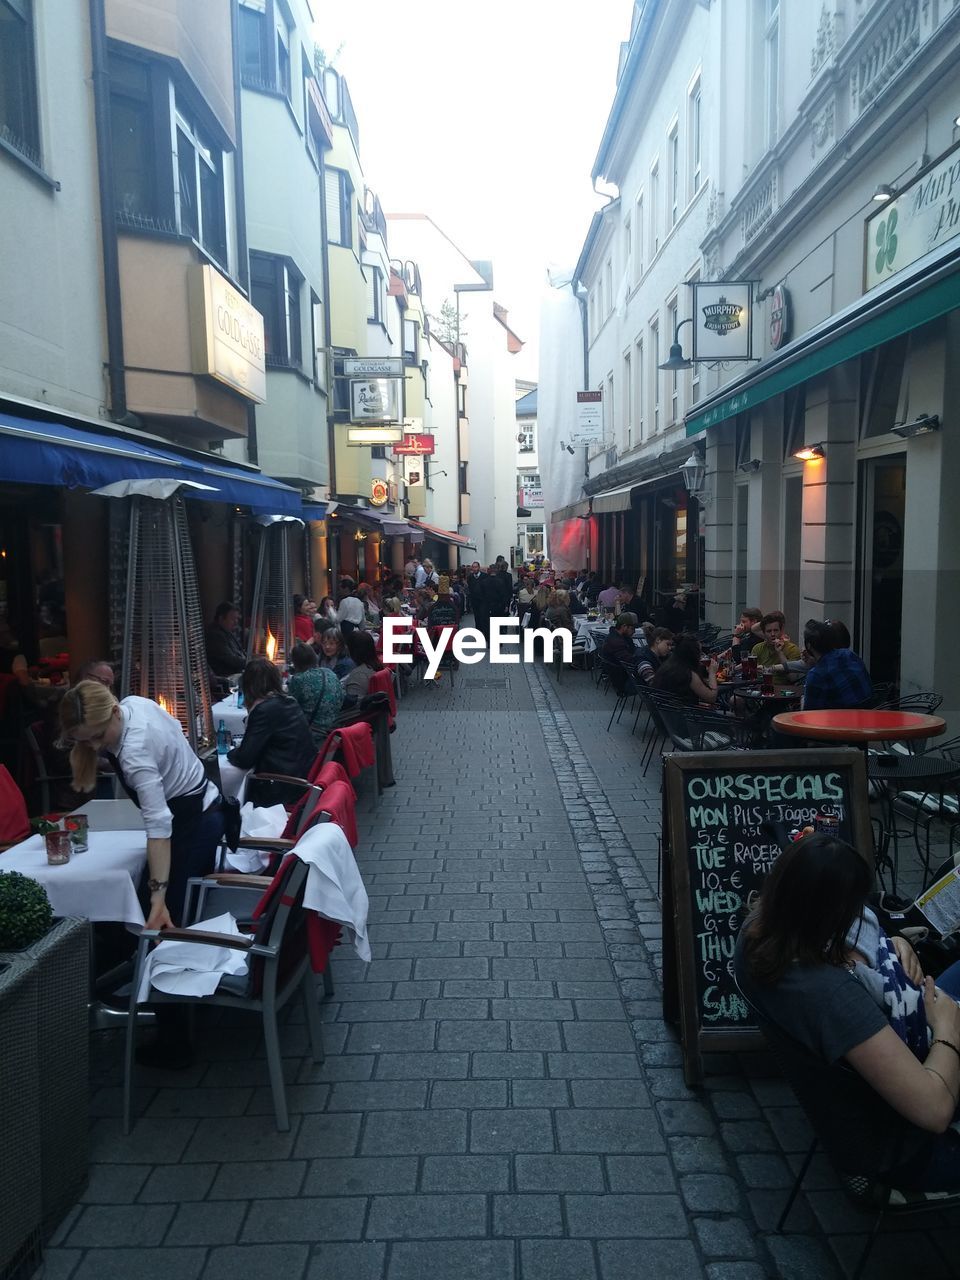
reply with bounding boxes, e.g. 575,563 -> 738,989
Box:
771,709 -> 946,743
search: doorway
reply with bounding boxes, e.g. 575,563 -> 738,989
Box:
782,475 -> 802,637
858,456 -> 906,686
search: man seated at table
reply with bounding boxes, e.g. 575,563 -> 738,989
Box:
801,619 -> 873,711
750,611 -> 802,684
635,627 -> 675,685
597,581 -> 622,611
733,607 -> 764,651
601,613 -> 640,672
76,659 -> 115,691
205,602 -> 246,678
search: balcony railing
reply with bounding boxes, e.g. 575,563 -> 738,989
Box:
851,0 -> 920,114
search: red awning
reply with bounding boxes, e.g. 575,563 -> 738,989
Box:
408,519 -> 475,549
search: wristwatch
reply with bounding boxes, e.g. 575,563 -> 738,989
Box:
147,879 -> 168,893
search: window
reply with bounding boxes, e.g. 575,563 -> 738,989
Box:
109,57 -> 157,220
250,252 -> 302,367
688,77 -> 702,195
764,0 -> 780,148
238,1 -> 267,85
275,9 -> 292,102
668,125 -> 680,228
634,194 -> 644,282
458,382 -> 467,417
635,338 -> 644,441
459,461 -> 469,493
0,0 -> 40,164
623,350 -> 632,449
588,291 -> 596,340
174,102 -> 227,265
518,426 -> 535,452
624,215 -> 632,274
324,167 -> 352,248
605,373 -> 615,447
525,526 -> 544,556
366,266 -> 385,323
604,259 -> 613,317
667,298 -> 679,422
650,161 -> 660,255
687,269 -> 701,404
650,320 -> 660,432
403,318 -> 419,365
310,290 -> 325,387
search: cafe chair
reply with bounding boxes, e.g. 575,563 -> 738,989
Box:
0,764 -> 30,849
601,660 -> 637,731
874,691 -> 943,715
657,701 -> 752,753
736,980 -> 960,1280
124,855 -> 325,1134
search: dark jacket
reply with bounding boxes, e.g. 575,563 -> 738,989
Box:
226,693 -> 315,806
496,569 -> 513,611
601,627 -> 637,669
205,622 -> 246,677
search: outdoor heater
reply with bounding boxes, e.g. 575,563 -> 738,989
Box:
247,516 -> 303,667
111,490 -> 215,752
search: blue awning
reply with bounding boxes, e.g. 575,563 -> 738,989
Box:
302,502 -> 330,521
0,411 -> 302,515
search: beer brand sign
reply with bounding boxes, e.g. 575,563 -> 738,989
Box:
393,433 -> 435,457
691,281 -> 756,362
865,143 -> 960,290
769,284 -> 791,350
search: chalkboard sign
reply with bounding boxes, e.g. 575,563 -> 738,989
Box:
662,748 -> 872,1085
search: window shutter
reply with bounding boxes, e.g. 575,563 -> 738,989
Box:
325,170 -> 342,244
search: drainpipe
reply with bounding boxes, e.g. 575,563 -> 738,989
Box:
230,0 -> 257,463
574,282 -> 590,481
88,0 -> 127,419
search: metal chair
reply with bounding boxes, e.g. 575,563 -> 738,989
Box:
737,979 -> 960,1280
874,691 -> 943,715
124,855 -> 325,1133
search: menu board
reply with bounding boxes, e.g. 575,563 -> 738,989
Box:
661,749 -> 872,1084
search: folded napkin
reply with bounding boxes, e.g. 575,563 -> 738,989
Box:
224,802 -> 289,872
136,912 -> 249,1002
294,822 -> 371,962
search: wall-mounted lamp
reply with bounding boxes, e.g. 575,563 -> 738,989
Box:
872,183 -> 896,203
680,448 -> 706,495
738,459 -> 762,473
354,529 -> 368,542
559,441 -> 576,454
890,413 -> 940,439
658,317 -> 694,371
793,443 -> 825,461
954,112 -> 960,128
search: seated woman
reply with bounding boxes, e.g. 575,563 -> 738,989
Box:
226,658 -> 316,806
736,832 -> 960,1190
286,641 -> 344,745
651,633 -> 718,705
341,629 -> 384,705
317,627 -> 354,679
292,594 -> 316,644
543,588 -> 574,633
426,576 -> 460,629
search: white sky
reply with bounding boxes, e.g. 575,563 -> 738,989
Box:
315,0 -> 633,380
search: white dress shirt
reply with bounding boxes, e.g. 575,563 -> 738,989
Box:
337,596 -> 366,627
116,697 -> 218,839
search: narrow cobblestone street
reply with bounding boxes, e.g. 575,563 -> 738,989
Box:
42,658 -> 960,1280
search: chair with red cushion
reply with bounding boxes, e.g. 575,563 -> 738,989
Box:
0,765 -> 30,849
367,668 -> 397,729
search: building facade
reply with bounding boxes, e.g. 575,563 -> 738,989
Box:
514,382 -> 545,563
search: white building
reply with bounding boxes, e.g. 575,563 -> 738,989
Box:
544,0 -> 960,720
514,381 -> 545,563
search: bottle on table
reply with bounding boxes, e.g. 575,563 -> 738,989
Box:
216,719 -> 230,755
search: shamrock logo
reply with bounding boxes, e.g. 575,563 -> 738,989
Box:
874,208 -> 898,275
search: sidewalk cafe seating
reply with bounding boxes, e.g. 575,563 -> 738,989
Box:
0,764 -> 30,849
124,856 -> 325,1133
736,980 -> 960,1280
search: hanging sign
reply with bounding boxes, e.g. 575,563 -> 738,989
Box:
350,378 -> 401,423
769,284 -> 791,350
393,434 -> 435,457
691,281 -> 756,362
865,143 -> 960,290
570,390 -> 603,445
370,479 -> 389,506
347,426 -> 404,446
344,356 -> 404,377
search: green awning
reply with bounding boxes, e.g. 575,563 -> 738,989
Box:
686,268 -> 960,437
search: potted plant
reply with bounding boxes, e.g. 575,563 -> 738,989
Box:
0,872 -> 89,1245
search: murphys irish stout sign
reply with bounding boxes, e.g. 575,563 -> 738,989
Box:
691,281 -> 755,362
865,142 -> 960,290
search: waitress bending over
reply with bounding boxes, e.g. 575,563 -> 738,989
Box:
60,681 -> 228,1066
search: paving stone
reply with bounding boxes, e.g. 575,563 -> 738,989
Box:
704,1265 -> 769,1280
655,1099 -> 718,1136
735,1153 -> 796,1189
420,1155 -> 511,1192
604,1155 -> 676,1192
764,1235 -> 840,1279
90,1118 -> 197,1165
548,1053 -> 642,1079
166,1201 -> 247,1246
182,1116 -> 299,1163
680,1174 -> 743,1213
565,1193 -> 689,1238
469,1109 -> 556,1153
302,1156 -> 418,1195
515,1155 -> 605,1192
201,1244 -> 310,1280
71,1248 -> 206,1279
206,1160 -> 307,1200
81,1164 -> 150,1204
422,998 -> 490,1019
360,1109 -> 468,1155
293,1113 -> 362,1158
436,1021 -> 507,1051
598,1238 -> 703,1280
569,1079 -> 650,1108
413,958 -> 491,979
555,1107 -> 665,1153
512,1079 -> 570,1108
430,1079 -> 507,1109
305,1242 -> 387,1280
241,1195 -> 366,1242
493,1193 -> 564,1236
520,1239 -> 599,1280
692,1216 -> 758,1259
386,1241 -> 515,1280
66,1204 -> 175,1248
366,1193 -> 487,1239
472,1051 -> 545,1078
561,1022 -> 636,1052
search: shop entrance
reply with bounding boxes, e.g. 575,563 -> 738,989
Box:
858,455 -> 906,687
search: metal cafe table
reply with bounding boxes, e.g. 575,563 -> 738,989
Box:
772,710 -> 949,891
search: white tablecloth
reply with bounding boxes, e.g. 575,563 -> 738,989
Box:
212,693 -> 248,738
3,829 -> 148,927
218,758 -> 250,802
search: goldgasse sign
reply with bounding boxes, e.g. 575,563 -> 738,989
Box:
866,142 -> 960,290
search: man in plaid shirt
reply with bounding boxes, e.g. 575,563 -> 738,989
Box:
801,620 -> 873,710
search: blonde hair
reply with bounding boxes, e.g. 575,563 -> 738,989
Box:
59,680 -> 118,793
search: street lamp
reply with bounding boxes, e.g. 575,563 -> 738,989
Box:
680,449 -> 706,495
658,317 -> 694,371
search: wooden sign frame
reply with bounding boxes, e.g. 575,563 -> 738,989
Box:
662,748 -> 873,1086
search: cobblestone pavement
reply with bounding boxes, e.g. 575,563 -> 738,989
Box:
38,653 -> 960,1279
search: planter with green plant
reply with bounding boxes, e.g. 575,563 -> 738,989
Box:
0,872 -> 89,1243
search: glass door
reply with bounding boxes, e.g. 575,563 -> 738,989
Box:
858,456 -> 906,685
